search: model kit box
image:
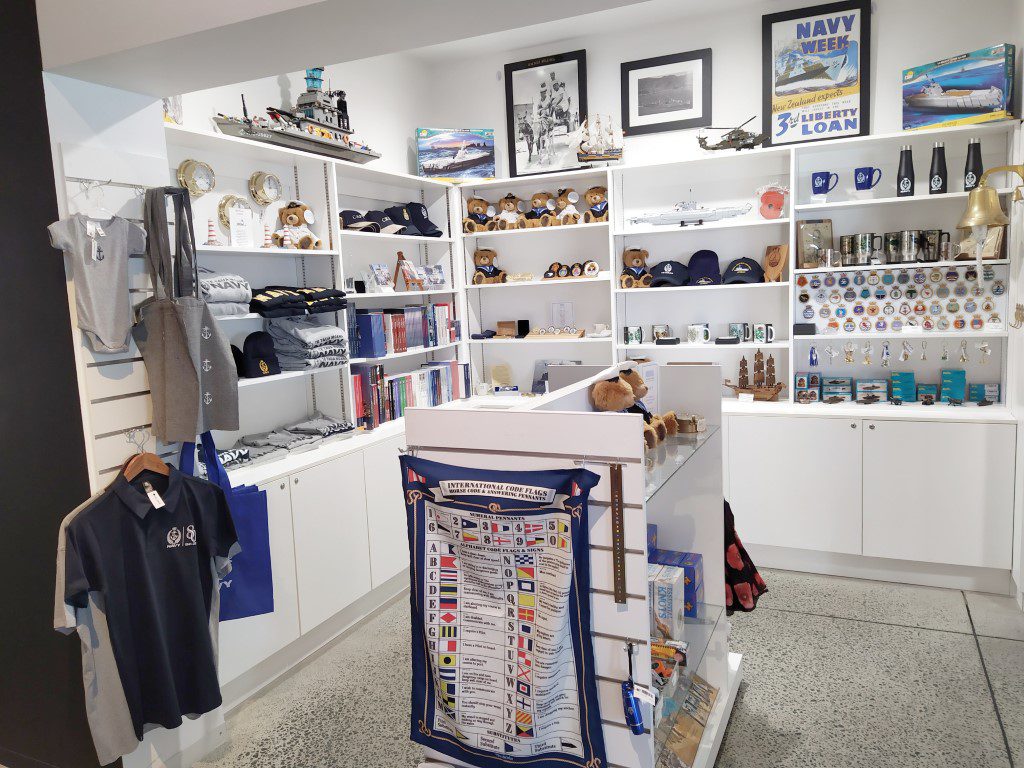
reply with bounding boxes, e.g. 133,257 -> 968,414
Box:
902,44 -> 1016,131
794,372 -> 810,389
856,379 -> 889,402
822,376 -> 852,388
968,383 -> 1001,402
917,383 -> 939,399
795,387 -> 821,403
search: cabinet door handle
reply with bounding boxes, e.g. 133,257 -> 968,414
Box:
850,423 -> 857,429
279,482 -> 286,490
294,478 -> 300,485
868,424 -> 875,430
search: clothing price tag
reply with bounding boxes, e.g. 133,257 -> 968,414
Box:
632,684 -> 656,706
143,482 -> 166,509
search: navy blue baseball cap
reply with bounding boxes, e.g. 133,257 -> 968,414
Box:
723,257 -> 765,284
365,210 -> 411,235
649,260 -> 689,287
687,250 -> 722,286
340,210 -> 380,232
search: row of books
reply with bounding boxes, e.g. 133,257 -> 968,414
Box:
350,304 -> 460,359
351,360 -> 470,430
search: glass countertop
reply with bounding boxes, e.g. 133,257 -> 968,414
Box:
644,427 -> 720,503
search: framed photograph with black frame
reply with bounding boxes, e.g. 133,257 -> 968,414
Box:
620,49 -> 712,136
504,49 -> 587,178
762,0 -> 871,146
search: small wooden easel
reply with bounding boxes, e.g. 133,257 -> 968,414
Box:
393,251 -> 425,291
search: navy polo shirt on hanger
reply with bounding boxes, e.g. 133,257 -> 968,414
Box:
60,467 -> 239,760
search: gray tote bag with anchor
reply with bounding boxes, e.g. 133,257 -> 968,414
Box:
134,187 -> 238,443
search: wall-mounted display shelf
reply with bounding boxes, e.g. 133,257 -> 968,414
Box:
338,229 -> 454,245
237,366 -> 346,388
793,258 -> 1010,274
348,340 -> 461,365
615,281 -> 789,295
613,218 -> 790,237
797,331 -> 1009,340
197,245 -> 339,257
795,188 -> 1014,213
621,342 -> 787,352
469,337 -> 613,345
469,273 -> 612,290
346,288 -> 456,301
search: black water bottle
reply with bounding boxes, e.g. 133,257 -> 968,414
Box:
929,141 -> 947,194
964,138 -> 983,191
897,145 -> 915,197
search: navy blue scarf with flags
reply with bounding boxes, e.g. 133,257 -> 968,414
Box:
401,456 -> 606,768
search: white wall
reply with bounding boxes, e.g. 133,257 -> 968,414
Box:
416,0 -> 1022,175
180,53 -> 431,176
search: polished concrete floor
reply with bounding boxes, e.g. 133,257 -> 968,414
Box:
194,570 -> 1024,768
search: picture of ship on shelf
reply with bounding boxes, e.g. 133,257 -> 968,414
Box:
627,195 -> 752,227
724,352 -> 785,401
212,68 -> 381,164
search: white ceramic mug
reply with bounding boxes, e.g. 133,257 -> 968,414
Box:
687,323 -> 711,344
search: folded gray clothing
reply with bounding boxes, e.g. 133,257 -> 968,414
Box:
200,267 -> 252,304
288,412 -> 354,438
274,342 -> 346,360
268,316 -> 345,349
207,301 -> 252,318
198,446 -> 251,468
242,429 -> 323,453
238,442 -> 288,467
278,355 -> 347,371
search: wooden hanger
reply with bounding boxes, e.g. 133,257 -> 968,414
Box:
121,428 -> 169,481
123,452 -> 170,481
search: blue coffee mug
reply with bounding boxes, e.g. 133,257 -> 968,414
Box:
811,171 -> 839,195
854,166 -> 882,190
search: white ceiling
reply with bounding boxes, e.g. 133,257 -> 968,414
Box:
36,0 -> 653,96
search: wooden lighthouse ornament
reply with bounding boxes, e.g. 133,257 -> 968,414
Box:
725,351 -> 784,401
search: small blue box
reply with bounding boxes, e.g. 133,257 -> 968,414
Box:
918,383 -> 938,399
968,383 -> 1001,402
941,369 -> 967,402
647,524 -> 658,553
649,549 -> 703,618
891,372 -> 917,401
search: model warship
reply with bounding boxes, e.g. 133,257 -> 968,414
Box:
212,68 -> 380,164
724,352 -> 785,401
903,77 -> 1004,113
577,114 -> 623,163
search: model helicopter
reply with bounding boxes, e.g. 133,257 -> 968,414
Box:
697,117 -> 768,151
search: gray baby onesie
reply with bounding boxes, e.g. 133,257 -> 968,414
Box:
49,214 -> 146,353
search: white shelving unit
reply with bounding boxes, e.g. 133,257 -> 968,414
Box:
163,123 -> 468,474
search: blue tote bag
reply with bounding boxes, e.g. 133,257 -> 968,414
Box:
180,432 -> 275,621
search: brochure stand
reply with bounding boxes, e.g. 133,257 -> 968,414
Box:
404,362 -> 741,768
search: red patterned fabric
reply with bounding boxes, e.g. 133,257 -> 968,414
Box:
724,500 -> 767,614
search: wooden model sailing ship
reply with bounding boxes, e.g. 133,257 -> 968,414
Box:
577,114 -> 623,163
724,351 -> 785,401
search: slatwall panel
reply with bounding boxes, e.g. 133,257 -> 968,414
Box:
405,406 -> 653,768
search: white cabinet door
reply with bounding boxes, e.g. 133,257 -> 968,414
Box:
862,420 -> 1016,568
727,415 -> 862,555
218,479 -> 300,685
363,435 -> 411,588
291,453 -> 372,633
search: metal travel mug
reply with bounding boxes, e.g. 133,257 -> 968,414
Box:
920,230 -> 950,262
853,233 -> 880,265
899,230 -> 921,263
839,234 -> 857,266
883,232 -> 901,264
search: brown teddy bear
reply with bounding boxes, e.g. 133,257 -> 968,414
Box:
463,197 -> 496,233
553,188 -> 581,226
272,200 -> 322,249
589,367 -> 677,449
472,248 -> 507,285
494,193 -> 526,230
582,186 -> 609,223
521,191 -> 556,228
620,248 -> 653,288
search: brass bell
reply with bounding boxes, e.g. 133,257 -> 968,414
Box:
957,185 -> 1009,230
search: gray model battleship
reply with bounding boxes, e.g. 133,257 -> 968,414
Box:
213,68 -> 380,164
627,198 -> 752,227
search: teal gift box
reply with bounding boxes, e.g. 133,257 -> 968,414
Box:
649,549 -> 704,618
941,369 -> 967,402
890,372 -> 917,401
968,383 -> 1000,402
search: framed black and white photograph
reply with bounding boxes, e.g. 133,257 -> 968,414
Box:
620,49 -> 712,136
504,50 -> 587,177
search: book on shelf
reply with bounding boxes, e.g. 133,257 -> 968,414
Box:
352,360 -> 470,430
352,304 -> 460,359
